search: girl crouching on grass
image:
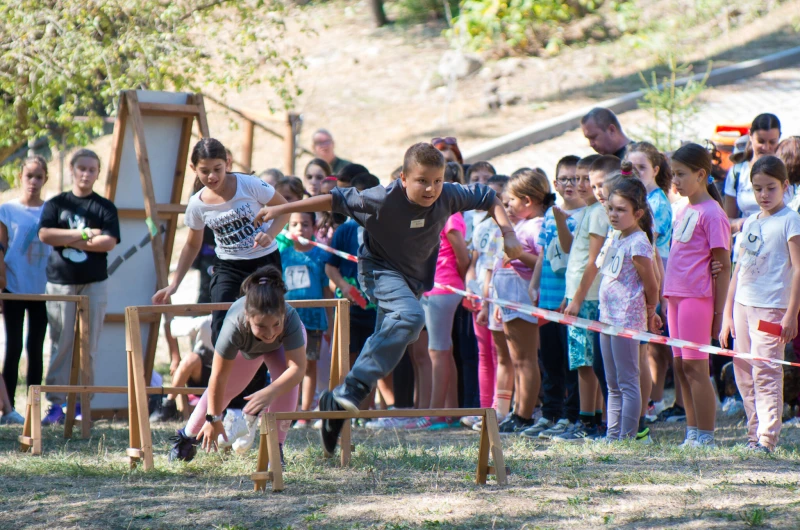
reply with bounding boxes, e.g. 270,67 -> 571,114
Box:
169,266 -> 306,463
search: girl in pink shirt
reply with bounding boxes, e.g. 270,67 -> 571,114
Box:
665,143 -> 731,448
493,168 -> 550,434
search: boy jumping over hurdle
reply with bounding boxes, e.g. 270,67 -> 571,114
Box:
255,143 -> 522,454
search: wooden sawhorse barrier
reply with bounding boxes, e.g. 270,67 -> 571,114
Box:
124,299 -> 351,470
251,408 -> 508,492
5,293 -> 91,446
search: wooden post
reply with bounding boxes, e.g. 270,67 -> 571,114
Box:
79,297 -> 92,438
242,119 -> 254,173
63,306 -> 82,439
266,413 -> 284,492
338,299 -> 352,467
18,386 -> 34,453
485,409 -> 507,486
126,307 -> 154,470
475,411 -> 490,485
252,415 -> 271,492
31,386 -> 42,456
284,112 -> 297,176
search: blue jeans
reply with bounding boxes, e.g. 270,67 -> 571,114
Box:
348,265 -> 426,391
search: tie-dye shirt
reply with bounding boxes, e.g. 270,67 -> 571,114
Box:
599,230 -> 653,330
647,187 -> 672,260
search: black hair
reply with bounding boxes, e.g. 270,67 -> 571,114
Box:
671,143 -> 724,206
589,155 -> 621,175
608,178 -> 654,243
750,155 -> 788,183
731,113 -> 782,164
577,154 -> 601,170
241,266 -> 287,318
351,173 -> 381,191
444,161 -> 464,184
581,107 -> 623,132
555,155 -> 580,178
190,138 -> 228,166
466,161 -> 497,183
487,174 -> 510,187
337,163 -> 370,183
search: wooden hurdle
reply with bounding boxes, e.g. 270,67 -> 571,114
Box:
125,298 -> 507,491
6,293 -> 91,445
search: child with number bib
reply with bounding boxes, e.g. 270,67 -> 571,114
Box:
280,212 -> 332,425
665,143 -> 731,448
597,179 -> 661,441
492,168 -> 549,434
524,155 -> 585,440
168,266 -> 306,462
253,143 -> 521,456
720,156 -> 800,453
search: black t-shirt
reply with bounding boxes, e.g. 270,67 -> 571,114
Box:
613,142 -> 630,161
39,191 -> 121,285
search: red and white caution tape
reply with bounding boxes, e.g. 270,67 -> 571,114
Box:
281,231 -> 800,368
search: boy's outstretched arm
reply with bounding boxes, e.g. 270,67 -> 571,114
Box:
254,194 -> 333,226
487,196 -> 523,259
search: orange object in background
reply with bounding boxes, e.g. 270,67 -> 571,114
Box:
711,124 -> 749,171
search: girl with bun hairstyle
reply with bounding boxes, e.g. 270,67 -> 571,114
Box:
168,266 -> 306,463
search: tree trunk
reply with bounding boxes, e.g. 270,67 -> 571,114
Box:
370,0 -> 388,27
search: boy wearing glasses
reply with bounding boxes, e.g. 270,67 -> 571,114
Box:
254,143 -> 521,455
524,155 -> 586,440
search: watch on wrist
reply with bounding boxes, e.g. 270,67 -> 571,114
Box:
205,414 -> 223,423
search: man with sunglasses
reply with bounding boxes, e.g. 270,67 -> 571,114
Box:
312,129 -> 352,175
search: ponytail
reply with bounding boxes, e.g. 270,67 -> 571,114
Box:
241,266 -> 287,317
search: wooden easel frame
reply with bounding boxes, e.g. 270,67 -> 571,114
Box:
5,293 -> 91,446
124,299 -> 352,471
103,90 -> 210,393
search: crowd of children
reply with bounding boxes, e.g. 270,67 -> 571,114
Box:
2,110 -> 800,461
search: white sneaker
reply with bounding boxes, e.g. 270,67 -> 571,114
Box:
692,434 -> 716,449
219,409 -> 246,448
365,417 -> 414,430
538,418 -> 572,440
460,415 -> 481,429
232,414 -> 259,455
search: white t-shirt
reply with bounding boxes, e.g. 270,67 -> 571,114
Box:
471,214 -> 502,284
0,199 -> 50,294
735,206 -> 800,309
565,201 -> 610,301
185,173 -> 277,260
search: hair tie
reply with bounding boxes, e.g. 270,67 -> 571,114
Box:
621,168 -> 632,176
258,277 -> 268,285
545,192 -> 557,203
707,176 -> 715,185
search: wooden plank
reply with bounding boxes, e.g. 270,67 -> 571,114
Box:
78,298 -> 92,439
271,408 -> 490,420
127,331 -> 141,469
19,388 -> 33,453
484,409 -> 508,486
328,311 -> 339,392
104,94 -> 128,200
195,95 -> 211,138
31,386 -> 42,455
18,436 -> 33,446
253,415 -> 270,492
63,307 -> 82,439
126,448 -> 145,459
105,312 -> 160,324
338,299 -> 351,467
266,414 -> 284,492
116,207 -> 185,219
0,293 -> 85,303
138,102 -> 203,117
126,91 -> 170,293
132,299 -> 339,316
126,308 -> 155,470
475,412 -> 490,485
241,120 -> 254,173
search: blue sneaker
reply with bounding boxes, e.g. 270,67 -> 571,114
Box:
0,410 -> 25,425
42,405 -> 65,426
553,423 -> 597,443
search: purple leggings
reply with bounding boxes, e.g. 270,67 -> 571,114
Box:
186,348 -> 299,445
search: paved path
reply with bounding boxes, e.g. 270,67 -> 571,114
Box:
489,66 -> 800,177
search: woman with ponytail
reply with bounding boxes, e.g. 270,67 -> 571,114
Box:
168,266 -> 306,464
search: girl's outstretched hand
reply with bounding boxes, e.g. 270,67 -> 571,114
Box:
198,420 -> 226,453
243,388 -> 273,416
253,206 -> 277,227
152,284 -> 177,305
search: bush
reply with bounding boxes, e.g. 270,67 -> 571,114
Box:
448,0 -> 601,55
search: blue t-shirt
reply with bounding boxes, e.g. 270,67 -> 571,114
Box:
537,206 -> 582,310
325,220 -> 376,315
280,245 -> 329,331
647,187 -> 672,259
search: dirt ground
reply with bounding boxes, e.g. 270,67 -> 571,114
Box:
0,416 -> 798,529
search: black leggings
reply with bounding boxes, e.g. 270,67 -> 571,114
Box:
2,294 -> 48,408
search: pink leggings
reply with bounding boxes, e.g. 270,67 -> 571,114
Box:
186,348 -> 299,445
667,297 -> 714,360
473,314 -> 497,409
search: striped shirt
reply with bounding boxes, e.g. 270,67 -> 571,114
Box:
537,206 -> 583,310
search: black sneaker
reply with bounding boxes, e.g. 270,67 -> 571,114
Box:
497,414 -> 534,435
332,378 -> 370,412
319,390 -> 345,457
656,405 -> 687,423
168,428 -> 199,462
150,397 -> 180,422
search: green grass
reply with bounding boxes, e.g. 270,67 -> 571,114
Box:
1,418 -> 799,529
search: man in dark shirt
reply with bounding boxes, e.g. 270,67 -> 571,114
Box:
38,149 -> 120,425
255,142 -> 522,456
580,107 -> 632,159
